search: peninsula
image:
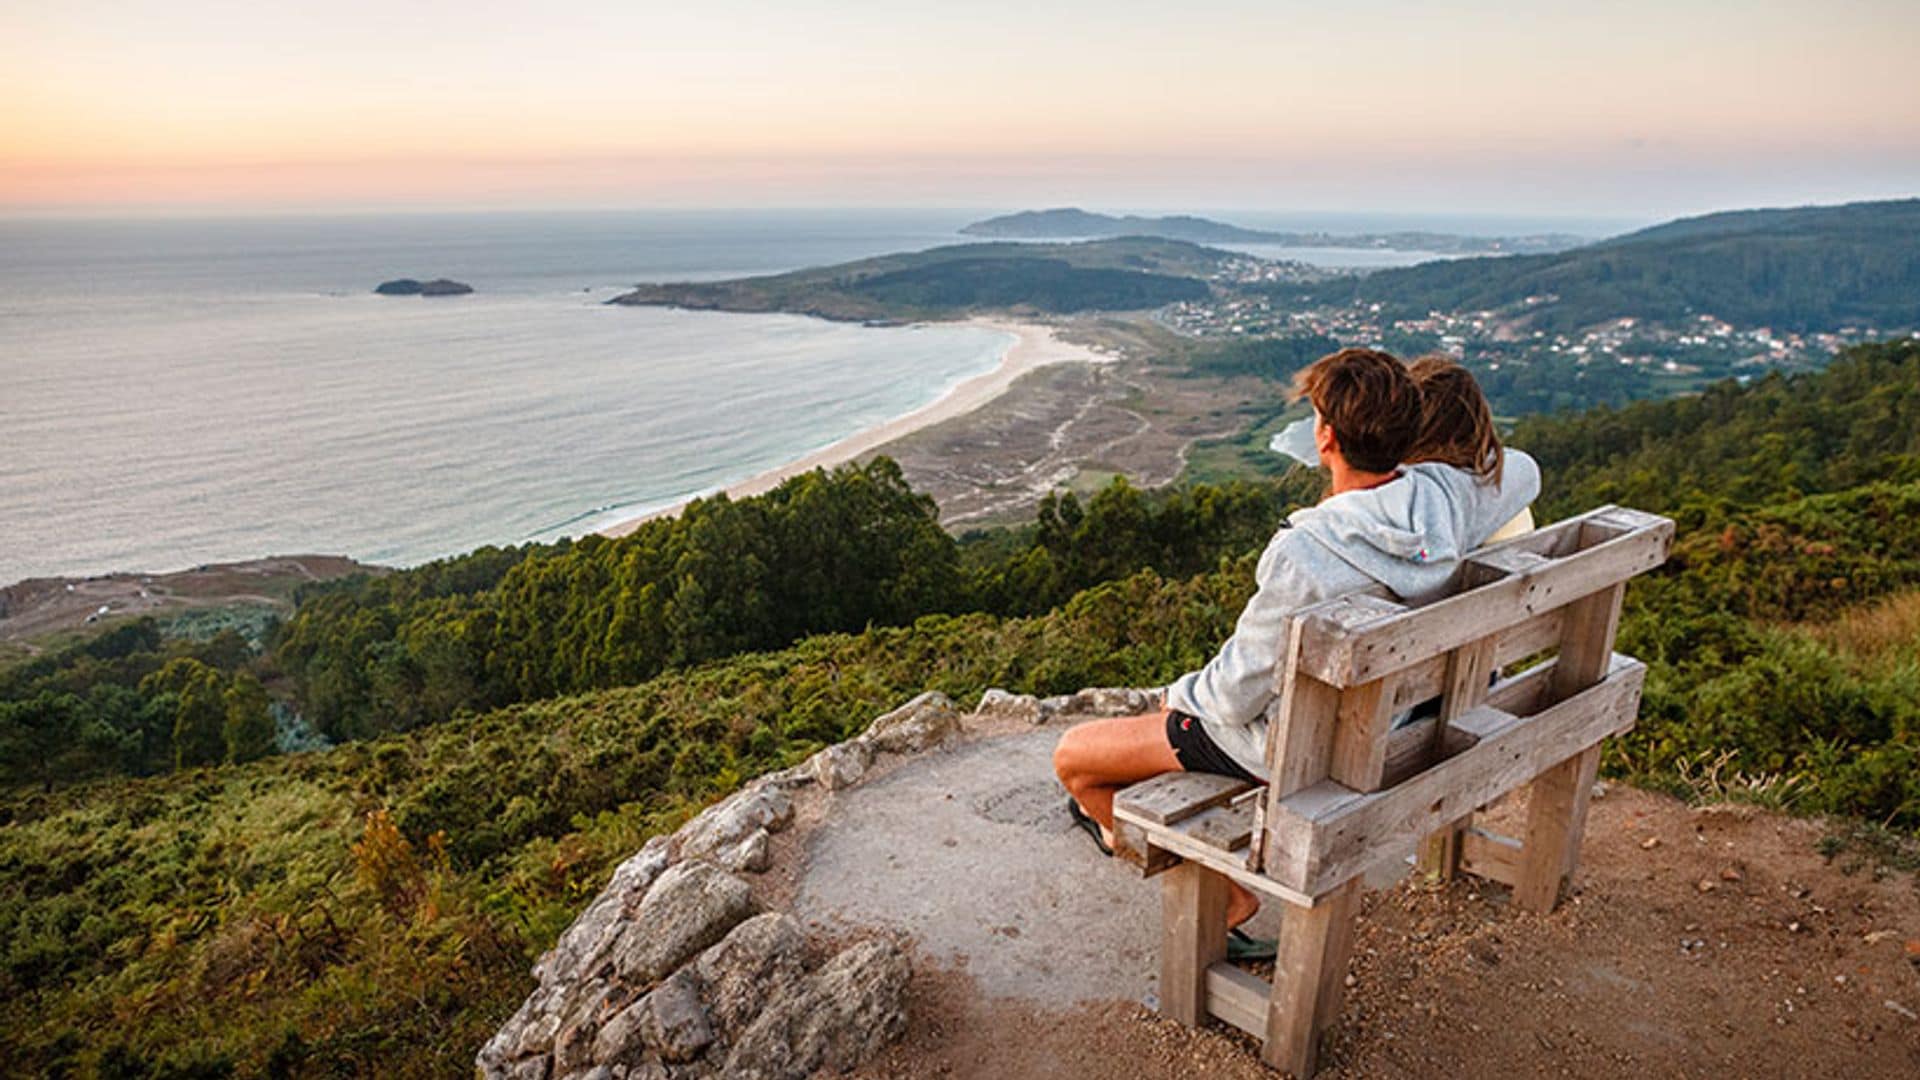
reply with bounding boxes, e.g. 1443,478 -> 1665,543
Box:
607,237 -> 1235,323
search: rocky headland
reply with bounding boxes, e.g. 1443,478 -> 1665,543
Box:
375,277 -> 474,296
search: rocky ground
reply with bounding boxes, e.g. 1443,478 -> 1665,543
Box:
484,690 -> 1920,1080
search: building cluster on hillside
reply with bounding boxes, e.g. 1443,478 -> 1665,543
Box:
1160,290 -> 1889,379
1202,255 -> 1334,287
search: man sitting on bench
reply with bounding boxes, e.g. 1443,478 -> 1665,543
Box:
1053,347 -> 1541,944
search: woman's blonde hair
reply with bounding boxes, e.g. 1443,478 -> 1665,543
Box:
1405,354 -> 1503,486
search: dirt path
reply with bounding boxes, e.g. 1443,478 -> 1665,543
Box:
768,721 -> 1919,1078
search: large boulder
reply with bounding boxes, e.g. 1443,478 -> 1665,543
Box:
550,979 -> 636,1075
715,828 -> 771,874
1064,686 -> 1161,718
807,740 -> 873,790
722,939 -> 911,1079
609,862 -> 754,986
675,786 -> 793,861
533,838 -> 670,984
975,687 -> 1045,724
637,969 -> 714,1063
861,691 -> 962,753
693,913 -> 808,1036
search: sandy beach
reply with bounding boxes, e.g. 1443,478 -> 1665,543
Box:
597,319 -> 1108,538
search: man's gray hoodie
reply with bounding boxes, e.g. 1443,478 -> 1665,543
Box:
1165,451 -> 1542,779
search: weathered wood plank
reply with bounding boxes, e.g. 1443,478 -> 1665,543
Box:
1116,771 -> 1258,826
1329,676 -> 1401,793
1205,961 -> 1269,1037
1181,796 -> 1257,853
1382,649 -> 1561,788
1462,546 -> 1552,584
1416,637 -> 1500,881
1388,606 -> 1566,712
1497,578 -> 1623,911
1251,618 -> 1344,875
1547,583 -> 1626,703
1264,878 -> 1362,1076
1296,511 -> 1673,687
1160,863 -> 1230,1025
1514,743 -> 1603,912
1112,819 -> 1180,877
1263,655 -> 1646,897
1110,806 -> 1316,907
1458,827 -> 1525,887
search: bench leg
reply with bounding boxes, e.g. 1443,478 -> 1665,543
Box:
1264,877 -> 1361,1077
1514,744 -> 1602,913
1416,815 -> 1468,883
1160,862 -> 1229,1025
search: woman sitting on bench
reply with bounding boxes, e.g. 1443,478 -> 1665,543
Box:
1053,347 -> 1539,949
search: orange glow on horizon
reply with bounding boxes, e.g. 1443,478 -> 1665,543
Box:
3,0 -> 1917,213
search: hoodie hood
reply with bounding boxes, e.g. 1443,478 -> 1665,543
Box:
1288,450 -> 1541,603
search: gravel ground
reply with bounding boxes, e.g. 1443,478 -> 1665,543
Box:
768,720 -> 1920,1078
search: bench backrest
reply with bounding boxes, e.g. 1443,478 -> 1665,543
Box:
1250,505 -> 1674,894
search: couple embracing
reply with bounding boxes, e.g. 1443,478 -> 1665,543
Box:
1053,347 -> 1539,952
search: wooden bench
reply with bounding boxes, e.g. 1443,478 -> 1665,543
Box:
1112,505 -> 1673,1076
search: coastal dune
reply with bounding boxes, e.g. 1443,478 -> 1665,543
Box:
599,319 -> 1105,537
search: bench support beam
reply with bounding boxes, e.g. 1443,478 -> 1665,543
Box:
1264,877 -> 1361,1076
1159,863 -> 1229,1025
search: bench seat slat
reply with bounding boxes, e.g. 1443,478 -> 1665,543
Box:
1114,771 -> 1257,826
1179,797 -> 1258,853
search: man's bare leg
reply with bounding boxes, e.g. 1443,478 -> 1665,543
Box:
1052,711 -> 1260,930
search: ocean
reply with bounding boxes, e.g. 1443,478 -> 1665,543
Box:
0,208 -> 1621,585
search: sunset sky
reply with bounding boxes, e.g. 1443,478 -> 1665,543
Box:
4,0 -> 1916,217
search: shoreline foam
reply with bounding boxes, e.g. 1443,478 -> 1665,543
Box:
597,318 -> 1106,538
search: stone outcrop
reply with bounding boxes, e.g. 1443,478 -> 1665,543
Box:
673,787 -> 792,861
859,690 -> 962,753
1065,686 -> 1162,717
722,939 -> 911,1079
975,687 -> 1046,724
807,740 -> 873,790
478,683 -> 1159,1079
610,862 -> 754,985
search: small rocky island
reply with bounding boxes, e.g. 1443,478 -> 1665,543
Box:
375,277 -> 474,296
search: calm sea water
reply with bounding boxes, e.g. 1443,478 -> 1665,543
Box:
0,209 -> 1621,585
0,211 -> 1014,583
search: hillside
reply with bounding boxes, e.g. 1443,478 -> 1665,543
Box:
1263,198 -> 1920,333
961,207 -> 1587,254
5,341 -> 1920,1073
608,237 -> 1224,322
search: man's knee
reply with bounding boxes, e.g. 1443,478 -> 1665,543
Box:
1052,727 -> 1087,789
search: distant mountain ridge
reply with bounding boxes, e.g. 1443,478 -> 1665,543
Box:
1264,197 -> 1920,334
961,207 -> 1588,255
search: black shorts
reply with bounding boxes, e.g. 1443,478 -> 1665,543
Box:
1165,708 -> 1259,784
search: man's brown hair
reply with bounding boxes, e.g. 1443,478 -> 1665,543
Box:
1289,347 -> 1421,475
1405,354 -> 1504,486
